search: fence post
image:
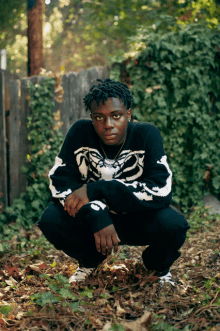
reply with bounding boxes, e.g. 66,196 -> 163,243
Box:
60,74 -> 70,137
69,72 -> 79,124
77,69 -> 90,120
6,66 -> 109,205
20,78 -> 30,193
0,71 -> 8,208
76,66 -> 109,120
9,80 -> 20,203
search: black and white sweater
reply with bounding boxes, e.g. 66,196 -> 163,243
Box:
48,119 -> 172,231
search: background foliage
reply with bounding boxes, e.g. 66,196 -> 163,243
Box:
0,73 -> 64,238
111,18 -> 220,212
1,0 -> 220,76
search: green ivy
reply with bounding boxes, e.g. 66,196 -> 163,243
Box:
111,19 -> 220,212
0,76 -> 64,237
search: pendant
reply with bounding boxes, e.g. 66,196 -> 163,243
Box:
100,160 -> 118,180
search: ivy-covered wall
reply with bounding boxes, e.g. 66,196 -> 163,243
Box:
112,23 -> 220,212
0,74 -> 64,237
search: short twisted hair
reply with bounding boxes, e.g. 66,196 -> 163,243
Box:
83,78 -> 134,111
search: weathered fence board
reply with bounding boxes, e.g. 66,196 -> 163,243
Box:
0,70 -> 20,208
60,74 -> 70,136
59,66 -> 109,136
20,79 -> 30,193
0,71 -> 8,207
0,69 -> 19,112
0,66 -> 109,207
69,72 -> 79,124
78,69 -> 90,120
9,80 -> 20,203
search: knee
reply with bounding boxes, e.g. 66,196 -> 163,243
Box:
38,204 -> 63,231
156,206 -> 190,248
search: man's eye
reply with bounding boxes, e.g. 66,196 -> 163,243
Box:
113,114 -> 121,119
95,116 -> 103,121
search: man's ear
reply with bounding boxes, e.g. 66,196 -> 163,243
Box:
90,113 -> 92,120
127,108 -> 132,119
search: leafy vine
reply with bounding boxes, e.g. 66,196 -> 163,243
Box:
0,70 -> 64,240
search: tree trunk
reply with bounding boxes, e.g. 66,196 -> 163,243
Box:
28,0 -> 45,76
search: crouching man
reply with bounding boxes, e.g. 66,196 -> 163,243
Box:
37,78 -> 190,284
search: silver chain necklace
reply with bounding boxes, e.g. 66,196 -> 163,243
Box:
100,136 -> 126,160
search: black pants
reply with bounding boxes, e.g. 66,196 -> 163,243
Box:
38,202 -> 189,273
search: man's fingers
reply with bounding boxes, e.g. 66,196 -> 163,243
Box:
100,237 -> 107,255
95,235 -> 101,253
68,208 -> 76,218
116,234 -> 121,242
112,235 -> 119,254
65,197 -> 79,216
106,237 -> 113,256
64,194 -> 74,210
75,201 -> 84,214
70,198 -> 79,211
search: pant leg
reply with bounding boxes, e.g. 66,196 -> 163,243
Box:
118,205 -> 190,272
37,202 -> 109,268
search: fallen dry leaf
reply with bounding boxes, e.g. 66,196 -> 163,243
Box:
29,262 -> 47,272
122,311 -> 152,331
0,214 -> 219,330
102,321 -> 112,331
114,299 -> 126,316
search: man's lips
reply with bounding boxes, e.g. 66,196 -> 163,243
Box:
104,134 -> 117,139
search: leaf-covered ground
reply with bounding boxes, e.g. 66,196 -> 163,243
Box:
0,210 -> 219,331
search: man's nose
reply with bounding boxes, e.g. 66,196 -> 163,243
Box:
105,117 -> 114,128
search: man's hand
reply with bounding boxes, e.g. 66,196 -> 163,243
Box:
94,224 -> 121,256
64,184 -> 89,217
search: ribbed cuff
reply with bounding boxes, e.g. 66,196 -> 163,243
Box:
91,214 -> 113,234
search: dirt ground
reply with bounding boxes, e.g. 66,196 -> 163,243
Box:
0,214 -> 219,331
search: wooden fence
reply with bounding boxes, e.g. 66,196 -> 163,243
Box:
0,66 -> 109,209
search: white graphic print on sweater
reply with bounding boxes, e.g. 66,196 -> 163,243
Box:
49,148 -> 172,207
74,147 -> 172,202
48,156 -> 73,205
74,147 -> 145,182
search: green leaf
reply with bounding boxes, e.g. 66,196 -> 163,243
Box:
0,305 -> 13,317
109,325 -> 126,331
164,63 -> 171,70
212,177 -> 220,190
40,274 -> 52,281
59,288 -> 77,299
48,284 -> 60,293
81,286 -> 93,298
31,200 -> 41,209
70,301 -> 80,312
85,320 -> 92,325
54,274 -> 69,285
31,291 -> 60,306
50,261 -> 56,267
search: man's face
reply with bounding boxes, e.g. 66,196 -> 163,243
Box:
90,97 -> 132,146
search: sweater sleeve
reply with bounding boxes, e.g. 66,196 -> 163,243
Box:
87,125 -> 172,213
48,123 -> 83,206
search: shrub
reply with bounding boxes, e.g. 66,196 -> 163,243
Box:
111,19 -> 220,212
0,72 -> 64,234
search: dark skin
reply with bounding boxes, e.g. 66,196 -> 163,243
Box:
64,97 -> 132,256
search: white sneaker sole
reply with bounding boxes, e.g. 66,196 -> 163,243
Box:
69,267 -> 94,283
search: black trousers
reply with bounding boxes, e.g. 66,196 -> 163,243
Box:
38,202 -> 190,272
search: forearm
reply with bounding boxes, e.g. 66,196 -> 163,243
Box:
87,180 -> 171,213
87,154 -> 172,213
73,200 -> 113,234
49,156 -> 83,206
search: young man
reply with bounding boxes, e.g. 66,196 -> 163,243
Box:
38,79 -> 189,284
